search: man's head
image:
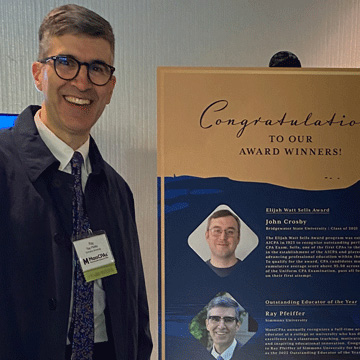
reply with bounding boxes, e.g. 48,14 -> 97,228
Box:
206,210 -> 240,267
38,4 -> 115,61
32,4 -> 116,149
269,51 -> 301,68
206,296 -> 242,354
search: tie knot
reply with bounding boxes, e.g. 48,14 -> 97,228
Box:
71,151 -> 84,165
71,152 -> 83,175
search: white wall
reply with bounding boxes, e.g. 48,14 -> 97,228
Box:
1,1 -> 359,358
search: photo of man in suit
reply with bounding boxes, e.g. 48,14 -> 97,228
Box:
206,296 -> 243,359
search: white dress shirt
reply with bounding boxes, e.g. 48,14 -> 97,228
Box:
211,339 -> 238,360
34,110 -> 108,344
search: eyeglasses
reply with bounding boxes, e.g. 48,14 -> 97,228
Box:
208,316 -> 237,324
39,55 -> 115,86
208,227 -> 238,237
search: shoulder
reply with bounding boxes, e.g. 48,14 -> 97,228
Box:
0,126 -> 19,177
90,149 -> 137,218
206,260 -> 241,277
231,341 -> 242,358
0,105 -> 40,155
89,137 -> 133,198
0,129 -> 14,191
102,160 -> 134,198
0,127 -> 15,156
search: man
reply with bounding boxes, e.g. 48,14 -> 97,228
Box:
0,4 -> 152,360
205,210 -> 241,277
206,296 -> 242,360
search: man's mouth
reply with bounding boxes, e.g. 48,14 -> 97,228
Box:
215,331 -> 228,336
64,96 -> 92,106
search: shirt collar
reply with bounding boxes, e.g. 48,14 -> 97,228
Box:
211,339 -> 237,360
34,109 -> 90,172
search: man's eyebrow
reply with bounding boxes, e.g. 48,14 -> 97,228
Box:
56,53 -> 72,57
211,226 -> 236,230
56,53 -> 108,63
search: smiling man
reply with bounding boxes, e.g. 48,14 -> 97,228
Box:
205,210 -> 241,277
206,296 -> 243,360
32,34 -> 115,150
0,4 -> 152,360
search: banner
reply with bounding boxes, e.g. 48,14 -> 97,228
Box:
158,67 -> 360,360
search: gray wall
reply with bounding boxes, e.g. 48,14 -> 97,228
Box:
1,0 -> 359,358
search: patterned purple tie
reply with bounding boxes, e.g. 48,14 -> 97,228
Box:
69,151 -> 94,359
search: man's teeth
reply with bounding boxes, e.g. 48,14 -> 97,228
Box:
65,96 -> 91,105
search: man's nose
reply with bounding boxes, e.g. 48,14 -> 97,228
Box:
72,64 -> 92,90
217,318 -> 227,327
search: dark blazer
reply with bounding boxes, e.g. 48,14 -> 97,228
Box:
0,106 -> 152,360
206,341 -> 242,360
231,341 -> 242,359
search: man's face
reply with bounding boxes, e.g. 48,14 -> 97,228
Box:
206,216 -> 240,262
32,34 -> 116,145
206,306 -> 240,353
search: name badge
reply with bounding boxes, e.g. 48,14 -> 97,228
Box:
73,231 -> 117,282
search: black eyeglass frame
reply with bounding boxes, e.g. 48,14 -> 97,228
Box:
39,55 -> 115,86
207,315 -> 238,323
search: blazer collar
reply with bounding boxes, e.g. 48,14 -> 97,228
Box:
13,105 -> 107,183
13,105 -> 58,183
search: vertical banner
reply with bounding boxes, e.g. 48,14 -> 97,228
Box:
158,67 -> 360,360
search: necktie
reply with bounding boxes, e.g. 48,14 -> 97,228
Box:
69,151 -> 94,359
217,356 -> 224,360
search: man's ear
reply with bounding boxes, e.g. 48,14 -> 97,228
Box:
205,318 -> 210,331
32,62 -> 44,92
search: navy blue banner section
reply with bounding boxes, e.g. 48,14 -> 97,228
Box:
159,176 -> 360,360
